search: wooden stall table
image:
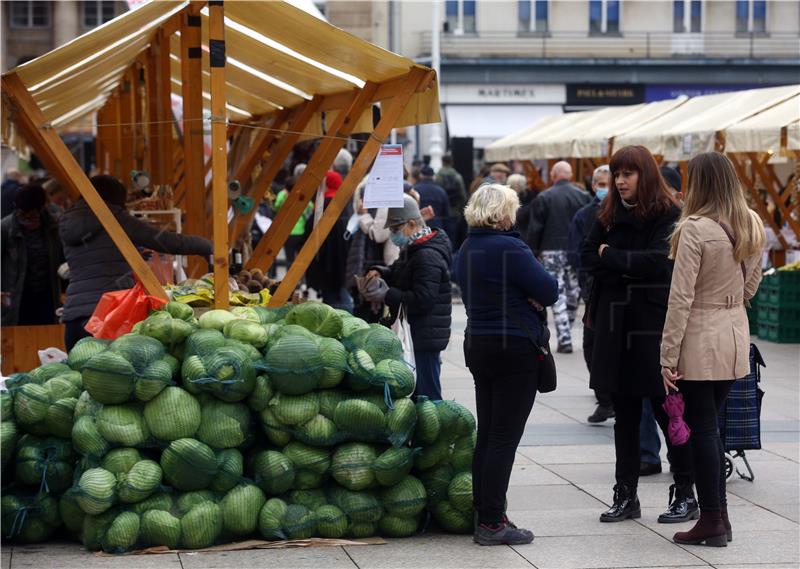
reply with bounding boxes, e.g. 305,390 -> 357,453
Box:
1,325 -> 67,375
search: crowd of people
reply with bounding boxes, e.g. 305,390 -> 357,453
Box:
0,144 -> 765,549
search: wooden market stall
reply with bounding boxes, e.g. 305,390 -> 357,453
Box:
0,0 -> 440,373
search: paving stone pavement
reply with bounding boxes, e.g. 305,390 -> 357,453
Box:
4,303 -> 798,568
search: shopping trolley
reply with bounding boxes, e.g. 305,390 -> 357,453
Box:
717,344 -> 765,482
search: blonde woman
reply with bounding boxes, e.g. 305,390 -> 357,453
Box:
661,152 -> 765,547
453,184 -> 557,545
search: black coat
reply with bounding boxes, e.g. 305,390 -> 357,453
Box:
306,197 -> 352,293
580,203 -> 680,397
527,180 -> 592,252
376,230 -> 452,352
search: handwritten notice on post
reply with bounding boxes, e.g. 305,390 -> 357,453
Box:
363,145 -> 405,208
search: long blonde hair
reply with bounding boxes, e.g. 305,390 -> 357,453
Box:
670,152 -> 765,262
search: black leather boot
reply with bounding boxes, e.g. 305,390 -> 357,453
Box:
658,484 -> 700,523
599,483 -> 641,522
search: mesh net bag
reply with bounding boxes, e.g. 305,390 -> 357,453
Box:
1,491 -> 61,543
181,345 -> 256,403
14,434 -> 75,493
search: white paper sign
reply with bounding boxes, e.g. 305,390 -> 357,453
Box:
363,145 -> 405,208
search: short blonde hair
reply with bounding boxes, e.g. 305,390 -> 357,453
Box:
464,184 -> 520,229
507,173 -> 527,193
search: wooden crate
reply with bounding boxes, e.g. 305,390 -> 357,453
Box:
1,325 -> 66,375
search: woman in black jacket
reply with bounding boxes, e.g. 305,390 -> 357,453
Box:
362,194 -> 452,401
581,146 -> 695,524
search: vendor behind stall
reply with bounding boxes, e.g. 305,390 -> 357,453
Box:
59,175 -> 213,349
1,183 -> 65,326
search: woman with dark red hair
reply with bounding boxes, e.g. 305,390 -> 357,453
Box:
581,146 -> 695,524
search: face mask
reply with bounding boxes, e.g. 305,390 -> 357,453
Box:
595,186 -> 609,201
390,231 -> 411,248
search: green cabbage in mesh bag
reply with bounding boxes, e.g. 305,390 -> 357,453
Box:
210,448 -> 244,492
143,386 -> 201,441
74,390 -> 102,419
257,407 -> 292,447
139,313 -> 194,349
220,483 -> 265,536
450,431 -> 476,472
318,389 -> 347,420
199,309 -> 238,331
1,492 -> 61,543
333,399 -> 385,440
72,415 -> 109,458
182,345 -> 256,403
294,414 -> 340,447
13,378 -> 79,436
140,509 -> 182,549
344,326 -> 403,363
374,359 -> 415,400
414,397 -> 441,445
317,337 -> 348,389
331,443 -> 377,491
436,399 -> 476,440
246,375 -> 274,412
252,450 -> 295,495
15,435 -> 75,493
100,510 -> 141,553
160,438 -> 219,491
101,448 -> 143,474
59,490 -> 85,538
378,514 -> 419,538
282,504 -> 317,539
345,349 -> 376,392
373,447 -> 416,486
176,491 -> 217,515
258,497 -> 288,540
414,434 -> 451,471
314,504 -> 347,538
95,403 -> 150,447
184,329 -> 227,358
381,475 -> 427,517
386,397 -> 416,447
223,319 -> 269,349
284,441 -> 330,490
181,501 -> 223,549
447,471 -> 473,513
75,467 -> 118,515
340,316 -> 370,338
67,337 -> 110,371
81,351 -> 134,404
417,462 -> 454,506
117,459 -> 163,504
328,485 -> 383,523
81,508 -> 117,551
196,399 -> 251,449
1,421 -> 18,469
165,300 -> 195,321
128,492 -> 173,515
270,392 -> 319,426
263,334 -> 323,395
1,391 -> 13,421
347,521 -> 377,538
432,500 -> 472,534
288,489 -> 327,511
27,362 -> 72,384
285,302 -> 343,339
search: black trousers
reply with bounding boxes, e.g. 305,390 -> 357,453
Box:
680,380 -> 734,512
611,393 -> 694,488
582,326 -> 612,408
465,334 -> 539,525
64,317 -> 90,351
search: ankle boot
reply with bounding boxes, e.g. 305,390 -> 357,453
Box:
658,484 -> 700,523
720,504 -> 732,542
673,510 -> 727,547
599,483 -> 641,522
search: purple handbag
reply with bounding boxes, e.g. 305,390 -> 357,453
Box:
662,392 -> 691,446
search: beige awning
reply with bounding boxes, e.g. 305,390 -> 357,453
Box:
2,0 -> 439,145
615,85 -> 800,160
724,95 -> 800,154
788,120 -> 800,151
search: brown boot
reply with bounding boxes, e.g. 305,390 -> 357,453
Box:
673,511 -> 727,547
720,504 -> 732,542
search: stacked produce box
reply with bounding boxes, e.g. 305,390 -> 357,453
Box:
756,264 -> 800,343
1,301 -> 476,552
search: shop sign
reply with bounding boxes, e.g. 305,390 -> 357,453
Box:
566,84 -> 645,106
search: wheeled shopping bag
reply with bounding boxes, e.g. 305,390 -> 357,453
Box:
717,344 -> 765,482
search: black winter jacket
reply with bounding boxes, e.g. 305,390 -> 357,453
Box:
375,229 -> 452,352
413,179 -> 450,230
581,203 -> 680,397
59,201 -> 212,321
527,180 -> 592,253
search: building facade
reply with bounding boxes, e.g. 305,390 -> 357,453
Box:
327,0 -> 800,166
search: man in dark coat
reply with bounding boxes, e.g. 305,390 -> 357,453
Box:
413,166 -> 450,232
59,175 -> 212,349
528,161 -> 592,352
1,184 -> 64,326
361,195 -> 452,401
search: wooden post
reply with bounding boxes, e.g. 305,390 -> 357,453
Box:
107,93 -> 122,179
227,96 -> 323,244
747,151 -> 800,239
2,73 -> 167,300
269,68 -> 432,306
145,47 -> 163,183
208,1 -> 229,309
119,69 -> 136,183
728,153 -> 789,249
181,2 -> 207,276
157,28 -> 173,186
246,85 -> 377,272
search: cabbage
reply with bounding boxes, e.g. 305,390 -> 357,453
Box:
341,316 -> 370,338
223,319 -> 268,348
117,459 -> 163,504
71,415 -> 109,458
220,483 -> 265,535
415,434 -> 450,471
418,462 -> 454,506
82,351 -> 136,404
67,337 -> 109,370
81,509 -> 117,550
381,475 -> 427,517
450,432 -> 476,472
74,391 -> 102,419
28,362 -> 71,384
295,414 -> 339,447
378,514 -> 418,537
386,397 -> 416,447
285,302 -> 343,338
140,314 -> 194,348
258,498 -> 288,540
373,447 -> 415,486
143,387 -> 201,441
432,500 -> 473,533
334,399 -> 385,438
181,502 -> 223,549
197,399 -> 251,449
270,392 -> 319,426
15,435 -> 75,493
96,404 -> 150,447
331,443 -> 377,491
283,504 -> 317,539
447,472 -> 473,512
210,448 -> 244,492
1,421 -> 18,468
315,504 -> 347,538
375,359 -> 415,399
59,491 -> 85,537
328,486 -> 383,523
76,468 -> 117,514
229,306 -> 262,322
252,450 -> 295,495
257,407 -> 292,447
129,493 -> 173,515
176,491 -> 217,515
347,521 -> 377,538
184,329 -> 227,358
101,448 -> 143,474
165,301 -> 195,321
1,493 -> 61,543
317,337 -> 347,389
264,335 -> 322,395
160,438 -> 219,491
199,309 -> 237,331
140,509 -> 181,549
101,511 -> 140,553
288,489 -> 327,511
344,326 -> 403,363
318,389 -> 347,419
415,397 -> 441,444
284,442 -> 330,489
181,345 -> 256,403
246,375 -> 274,412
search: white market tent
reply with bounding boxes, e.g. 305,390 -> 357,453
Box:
724,94 -> 800,154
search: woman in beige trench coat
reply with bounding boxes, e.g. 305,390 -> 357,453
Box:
660,152 -> 765,548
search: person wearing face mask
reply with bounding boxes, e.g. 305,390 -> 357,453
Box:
453,184 -> 558,545
581,146 -> 696,525
360,194 -> 452,401
1,183 -> 65,326
568,165 -> 613,424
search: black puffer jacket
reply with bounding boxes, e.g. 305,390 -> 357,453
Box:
60,201 -> 213,321
375,229 -> 452,352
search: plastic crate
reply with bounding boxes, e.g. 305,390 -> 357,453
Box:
760,271 -> 800,307
763,305 -> 800,325
757,321 -> 800,343
746,305 -> 759,334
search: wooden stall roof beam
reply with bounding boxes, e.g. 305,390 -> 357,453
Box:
246,83 -> 378,273
270,67 -> 433,306
209,0 -> 229,309
109,93 -> 122,180
145,46 -> 163,183
728,153 -> 789,249
156,28 -> 173,186
228,96 -> 323,244
747,151 -> 800,240
234,107 -> 292,187
119,69 -> 136,184
2,72 -> 168,300
181,1 -> 208,277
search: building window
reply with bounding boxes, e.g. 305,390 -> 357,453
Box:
589,0 -> 620,35
8,1 -> 51,28
736,0 -> 767,33
673,1 -> 702,33
519,0 -> 549,33
83,1 -> 116,28
445,0 -> 476,34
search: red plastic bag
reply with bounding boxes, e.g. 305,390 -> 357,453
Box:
84,282 -> 167,340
